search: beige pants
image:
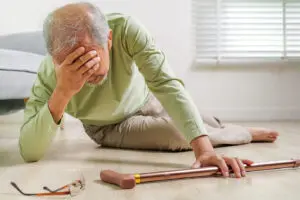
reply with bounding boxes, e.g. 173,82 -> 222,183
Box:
83,93 -> 252,151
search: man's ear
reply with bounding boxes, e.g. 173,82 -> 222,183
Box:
107,29 -> 113,50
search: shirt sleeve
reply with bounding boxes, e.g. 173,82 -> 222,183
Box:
123,17 -> 208,143
19,58 -> 62,162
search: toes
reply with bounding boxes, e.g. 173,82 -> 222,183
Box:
263,131 -> 279,142
267,130 -> 279,137
268,133 -> 278,138
267,135 -> 278,142
271,131 -> 279,137
269,131 -> 279,140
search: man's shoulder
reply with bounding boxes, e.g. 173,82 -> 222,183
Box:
105,13 -> 142,31
37,55 -> 54,72
106,13 -> 130,26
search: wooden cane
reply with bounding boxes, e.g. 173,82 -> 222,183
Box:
100,159 -> 300,189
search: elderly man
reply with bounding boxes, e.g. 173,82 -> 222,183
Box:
19,2 -> 279,178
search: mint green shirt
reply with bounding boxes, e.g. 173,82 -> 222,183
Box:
19,13 -> 207,162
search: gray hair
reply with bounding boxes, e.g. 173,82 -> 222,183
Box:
43,2 -> 110,55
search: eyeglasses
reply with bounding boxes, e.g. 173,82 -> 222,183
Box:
10,174 -> 85,197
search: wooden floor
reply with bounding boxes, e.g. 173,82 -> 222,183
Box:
0,111 -> 300,200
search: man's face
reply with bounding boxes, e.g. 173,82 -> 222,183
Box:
54,31 -> 112,86
81,33 -> 112,86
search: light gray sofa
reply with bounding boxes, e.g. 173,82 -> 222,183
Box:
0,31 -> 47,115
0,31 -> 46,55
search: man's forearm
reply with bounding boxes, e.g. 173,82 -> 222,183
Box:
48,88 -> 72,124
19,88 -> 72,162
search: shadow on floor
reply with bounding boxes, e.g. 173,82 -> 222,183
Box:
0,145 -> 191,168
85,157 -> 190,169
0,151 -> 25,167
93,180 -> 123,190
93,174 -> 221,191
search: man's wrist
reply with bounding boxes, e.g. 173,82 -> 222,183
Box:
48,87 -> 72,124
54,86 -> 73,100
190,135 -> 215,158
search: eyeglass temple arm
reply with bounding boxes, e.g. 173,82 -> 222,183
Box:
43,185 -> 69,193
11,182 -> 70,196
10,182 -> 35,196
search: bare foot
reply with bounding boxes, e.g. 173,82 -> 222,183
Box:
248,127 -> 279,142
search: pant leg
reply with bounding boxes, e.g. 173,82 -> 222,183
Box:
83,94 -> 191,151
200,113 -> 252,146
83,93 -> 252,150
200,112 -> 223,128
204,124 -> 252,147
98,115 -> 191,151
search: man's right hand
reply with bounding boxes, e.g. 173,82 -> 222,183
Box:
55,47 -> 100,98
48,47 -> 100,124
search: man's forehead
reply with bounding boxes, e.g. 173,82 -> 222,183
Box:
53,35 -> 100,63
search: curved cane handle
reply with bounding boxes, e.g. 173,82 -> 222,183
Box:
100,170 -> 136,189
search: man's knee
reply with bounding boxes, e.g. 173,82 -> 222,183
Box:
157,122 -> 192,151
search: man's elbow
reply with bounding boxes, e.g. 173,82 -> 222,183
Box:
19,142 -> 44,163
20,150 -> 44,163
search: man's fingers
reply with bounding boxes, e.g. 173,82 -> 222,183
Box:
87,75 -> 96,82
92,64 -> 100,74
224,157 -> 241,178
242,159 -> 254,166
82,65 -> 97,79
235,158 -> 246,177
92,75 -> 101,83
64,47 -> 85,65
78,57 -> 100,74
215,157 -> 229,177
91,75 -> 105,84
191,160 -> 201,169
73,50 -> 98,70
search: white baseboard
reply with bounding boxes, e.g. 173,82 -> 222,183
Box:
199,107 -> 300,122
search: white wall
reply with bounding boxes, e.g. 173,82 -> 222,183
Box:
1,0 -> 299,121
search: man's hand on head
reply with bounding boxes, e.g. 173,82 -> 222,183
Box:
55,47 -> 100,98
48,47 -> 100,124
